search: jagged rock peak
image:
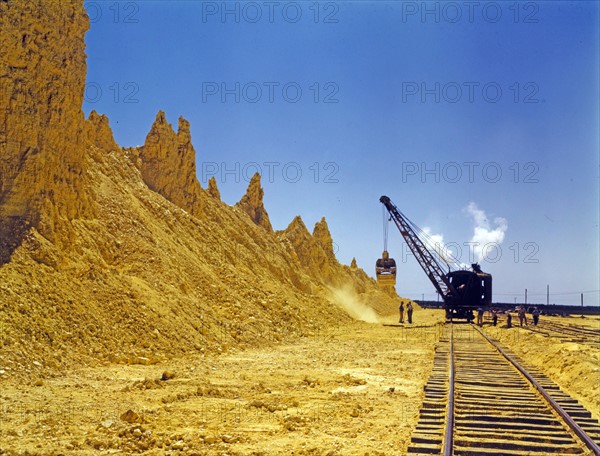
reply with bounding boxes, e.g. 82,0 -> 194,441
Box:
313,217 -> 335,258
137,111 -> 205,217
236,173 -> 273,231
155,110 -> 168,125
282,214 -> 336,281
0,0 -> 92,262
350,258 -> 357,269
88,110 -> 110,127
207,176 -> 221,200
177,116 -> 192,142
144,111 -> 177,153
86,110 -> 119,153
284,215 -> 310,236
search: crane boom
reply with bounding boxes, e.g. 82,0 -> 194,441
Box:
379,195 -> 492,321
379,195 -> 457,301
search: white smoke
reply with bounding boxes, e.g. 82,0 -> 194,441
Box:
465,202 -> 508,263
422,227 -> 459,265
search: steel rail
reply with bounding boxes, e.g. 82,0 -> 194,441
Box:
442,323 -> 454,456
474,325 -> 600,456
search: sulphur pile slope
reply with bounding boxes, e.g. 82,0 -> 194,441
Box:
0,0 -> 401,376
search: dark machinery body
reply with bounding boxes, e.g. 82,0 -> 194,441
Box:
445,269 -> 492,321
379,195 -> 492,321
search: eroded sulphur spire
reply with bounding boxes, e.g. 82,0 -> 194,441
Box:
312,217 -> 335,258
236,172 -> 273,231
207,176 -> 221,200
137,111 -> 206,217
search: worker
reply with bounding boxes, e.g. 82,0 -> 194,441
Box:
407,302 -> 414,324
399,301 -> 405,323
517,305 -> 528,327
506,311 -> 512,328
532,307 -> 540,326
477,306 -> 484,326
492,309 -> 498,326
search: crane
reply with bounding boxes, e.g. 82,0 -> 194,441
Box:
379,195 -> 492,321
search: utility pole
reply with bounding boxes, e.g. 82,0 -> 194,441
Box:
422,293 -> 424,302
581,293 -> 584,307
525,288 -> 528,305
547,285 -> 549,306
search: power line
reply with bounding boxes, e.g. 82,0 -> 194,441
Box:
495,290 -> 599,296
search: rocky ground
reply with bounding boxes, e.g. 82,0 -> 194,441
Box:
2,310 -> 598,455
0,309 -> 445,455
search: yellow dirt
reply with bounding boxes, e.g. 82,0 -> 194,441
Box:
1,311 -> 446,455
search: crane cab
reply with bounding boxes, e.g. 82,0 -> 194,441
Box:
376,250 -> 397,286
445,267 -> 492,321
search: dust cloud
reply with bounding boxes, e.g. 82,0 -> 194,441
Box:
329,285 -> 381,323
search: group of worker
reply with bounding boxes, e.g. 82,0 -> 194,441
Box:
477,305 -> 541,328
396,302 -> 542,328
398,301 -> 414,324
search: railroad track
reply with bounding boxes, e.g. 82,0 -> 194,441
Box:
407,323 -> 600,455
487,320 -> 600,349
533,320 -> 600,348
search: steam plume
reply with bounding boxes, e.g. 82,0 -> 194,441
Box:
465,202 -> 508,263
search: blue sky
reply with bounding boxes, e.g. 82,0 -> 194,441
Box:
83,1 -> 599,306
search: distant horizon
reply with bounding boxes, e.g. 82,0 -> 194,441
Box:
414,299 -> 600,309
